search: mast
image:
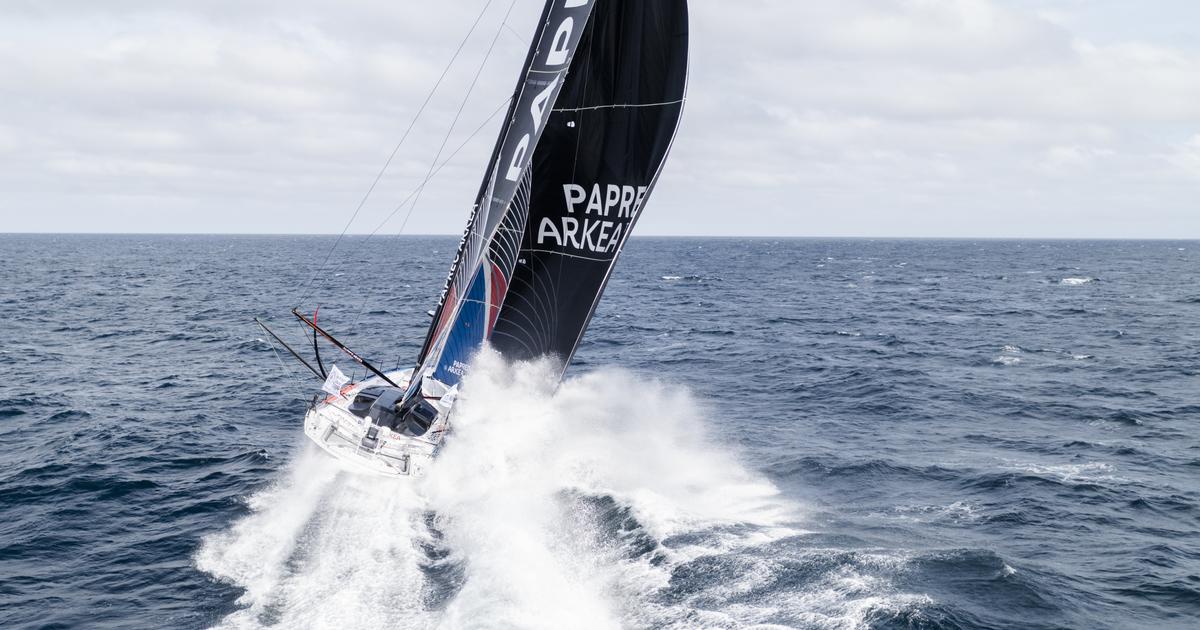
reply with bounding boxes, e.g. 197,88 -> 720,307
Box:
415,0 -> 558,365
407,0 -> 599,396
490,0 -> 690,371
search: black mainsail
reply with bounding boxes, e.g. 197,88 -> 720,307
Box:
411,0 -> 598,393
491,1 -> 689,370
293,0 -> 689,478
412,0 -> 688,396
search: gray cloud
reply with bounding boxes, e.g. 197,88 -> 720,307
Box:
1,0 -> 1197,237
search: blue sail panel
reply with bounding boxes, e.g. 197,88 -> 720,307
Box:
432,263 -> 489,387
415,0 -> 597,367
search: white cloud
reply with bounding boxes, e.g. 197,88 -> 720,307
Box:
1166,134 -> 1200,179
0,0 -> 1197,237
1037,145 -> 1115,175
661,0 -> 1200,237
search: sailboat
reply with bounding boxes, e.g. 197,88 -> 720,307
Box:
266,0 -> 689,477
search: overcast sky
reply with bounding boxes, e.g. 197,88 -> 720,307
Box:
1,0 -> 1197,238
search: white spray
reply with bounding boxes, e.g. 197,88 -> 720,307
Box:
197,351 -> 799,629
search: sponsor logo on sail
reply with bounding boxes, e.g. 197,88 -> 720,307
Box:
504,0 -> 592,184
536,183 -> 648,254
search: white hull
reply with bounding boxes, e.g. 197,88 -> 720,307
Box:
302,369 -> 452,478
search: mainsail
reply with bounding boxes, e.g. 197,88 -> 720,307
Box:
413,0 -> 598,390
291,0 -> 689,479
414,0 -> 689,392
491,1 -> 689,370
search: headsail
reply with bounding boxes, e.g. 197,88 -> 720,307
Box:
490,0 -> 690,370
413,0 -> 599,390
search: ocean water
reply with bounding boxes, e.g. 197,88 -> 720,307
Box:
1,234 -> 1197,629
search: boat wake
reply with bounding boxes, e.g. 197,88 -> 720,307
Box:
197,353 -> 807,629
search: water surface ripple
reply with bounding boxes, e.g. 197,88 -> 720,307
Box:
0,235 -> 1197,629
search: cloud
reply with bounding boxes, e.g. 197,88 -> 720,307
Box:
0,0 -> 543,234
1036,145 -> 1115,175
0,0 -> 1197,237
1166,134 -> 1200,179
659,0 -> 1200,237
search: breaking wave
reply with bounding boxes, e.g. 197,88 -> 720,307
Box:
14,237 -> 1196,628
660,274 -> 714,283
196,353 -> 819,629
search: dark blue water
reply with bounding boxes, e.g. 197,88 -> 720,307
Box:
1,234 -> 1197,629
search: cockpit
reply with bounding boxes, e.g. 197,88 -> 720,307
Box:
345,386 -> 437,438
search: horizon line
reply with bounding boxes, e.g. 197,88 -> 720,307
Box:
1,231 -> 1198,241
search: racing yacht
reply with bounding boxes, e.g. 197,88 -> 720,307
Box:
264,0 -> 689,477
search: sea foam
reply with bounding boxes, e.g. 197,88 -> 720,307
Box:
196,352 -> 818,629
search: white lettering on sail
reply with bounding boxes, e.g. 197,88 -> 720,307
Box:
585,185 -> 603,215
567,183 -> 648,218
537,181 -> 648,255
529,76 -> 558,130
597,220 -> 612,244
607,222 -> 624,253
503,2 -> 588,183
546,17 -> 575,66
535,217 -> 633,254
505,136 -> 530,182
538,216 -> 562,244
581,217 -> 601,250
506,78 -> 561,181
619,186 -> 635,217
634,186 -> 647,217
561,217 -> 581,249
604,185 -> 621,216
563,184 -> 586,213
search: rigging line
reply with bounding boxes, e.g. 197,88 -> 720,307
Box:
393,0 -> 521,239
345,0 -> 518,331
293,0 -> 498,308
307,93 -> 514,295
347,0 -> 520,330
502,22 -> 528,45
258,321 -> 312,400
413,1 -> 568,370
